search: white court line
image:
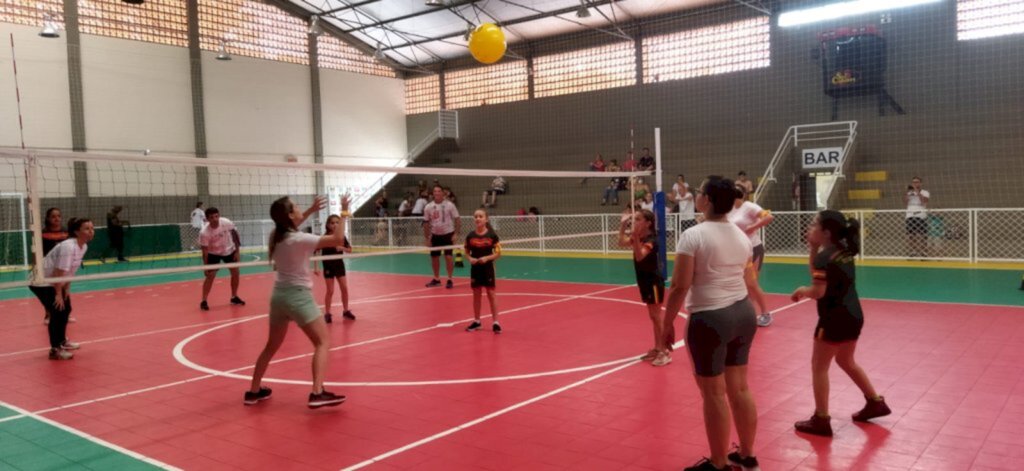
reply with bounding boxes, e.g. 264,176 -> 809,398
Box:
0,400 -> 182,470
4,285 -> 456,417
341,359 -> 644,470
0,283 -> 442,359
172,285 -> 633,386
0,414 -> 27,424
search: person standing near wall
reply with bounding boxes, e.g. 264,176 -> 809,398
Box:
737,171 -> 755,200
904,176 -> 930,259
190,202 -> 206,251
423,185 -> 461,289
102,206 -> 129,263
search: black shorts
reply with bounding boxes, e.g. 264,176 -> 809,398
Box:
686,298 -> 757,377
430,233 -> 454,257
906,217 -> 927,235
322,261 -> 346,279
752,244 -> 765,273
470,264 -> 496,288
815,313 -> 864,343
206,251 -> 237,268
636,273 -> 665,305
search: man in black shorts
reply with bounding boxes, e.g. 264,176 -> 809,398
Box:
199,207 -> 245,311
423,185 -> 461,289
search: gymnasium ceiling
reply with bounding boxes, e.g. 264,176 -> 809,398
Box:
283,0 -> 742,69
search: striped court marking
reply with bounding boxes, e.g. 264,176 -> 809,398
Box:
0,400 -> 182,470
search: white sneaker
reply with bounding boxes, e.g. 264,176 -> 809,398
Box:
640,349 -> 659,362
49,349 -> 73,360
652,352 -> 672,367
61,341 -> 80,351
757,312 -> 773,327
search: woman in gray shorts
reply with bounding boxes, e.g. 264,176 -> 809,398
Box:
663,176 -> 761,471
245,195 -> 351,410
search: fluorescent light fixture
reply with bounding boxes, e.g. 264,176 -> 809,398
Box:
778,0 -> 942,27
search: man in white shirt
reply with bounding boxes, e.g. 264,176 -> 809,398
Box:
672,175 -> 696,232
199,207 -> 245,311
189,202 -> 206,251
903,176 -> 930,258
423,185 -> 461,289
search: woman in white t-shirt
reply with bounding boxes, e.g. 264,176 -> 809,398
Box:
730,185 -> 775,328
245,195 -> 350,410
663,176 -> 760,471
673,174 -> 696,232
29,218 -> 94,360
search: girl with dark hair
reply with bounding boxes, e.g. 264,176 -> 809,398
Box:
464,208 -> 502,333
245,195 -> 350,409
730,184 -> 775,327
619,209 -> 670,366
664,176 -> 760,471
318,214 -> 354,323
41,207 -> 69,325
790,210 -> 890,436
30,217 -> 94,360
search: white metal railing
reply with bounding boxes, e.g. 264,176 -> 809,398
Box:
754,121 -> 858,207
348,208 -> 1024,263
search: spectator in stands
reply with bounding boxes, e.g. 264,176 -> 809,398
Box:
412,191 -> 428,217
673,175 -> 696,233
417,180 -> 428,195
528,207 -> 540,223
737,171 -> 755,199
516,207 -> 527,221
101,206 -> 129,263
482,176 -> 507,208
602,159 -> 623,206
582,153 -> 605,185
445,188 -> 459,207
398,193 -> 413,217
621,151 -> 638,171
904,176 -> 930,258
641,192 -> 655,211
638,147 -> 655,171
633,176 -> 651,202
190,202 -> 206,251
374,193 -> 388,218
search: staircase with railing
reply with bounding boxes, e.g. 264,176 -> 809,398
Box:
350,110 -> 459,212
754,121 -> 857,210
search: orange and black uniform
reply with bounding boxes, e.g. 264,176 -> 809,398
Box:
812,247 -> 864,342
634,234 -> 664,305
465,229 -> 500,288
42,228 -> 68,256
321,239 -> 352,279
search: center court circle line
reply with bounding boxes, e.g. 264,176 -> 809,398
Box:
173,289 -> 687,387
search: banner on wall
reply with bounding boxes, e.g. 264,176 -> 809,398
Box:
801,147 -> 844,170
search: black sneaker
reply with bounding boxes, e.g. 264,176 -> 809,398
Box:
342,310 -> 356,320
425,279 -> 442,288
795,413 -> 834,437
492,323 -> 502,334
727,450 -> 759,469
324,313 -> 333,323
230,296 -> 246,306
466,321 -> 482,332
243,387 -> 272,405
852,397 -> 892,422
445,279 -> 454,289
200,300 -> 210,311
684,458 -> 737,471
308,390 -> 346,409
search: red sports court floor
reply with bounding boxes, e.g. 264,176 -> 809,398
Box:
1,271 -> 1023,470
